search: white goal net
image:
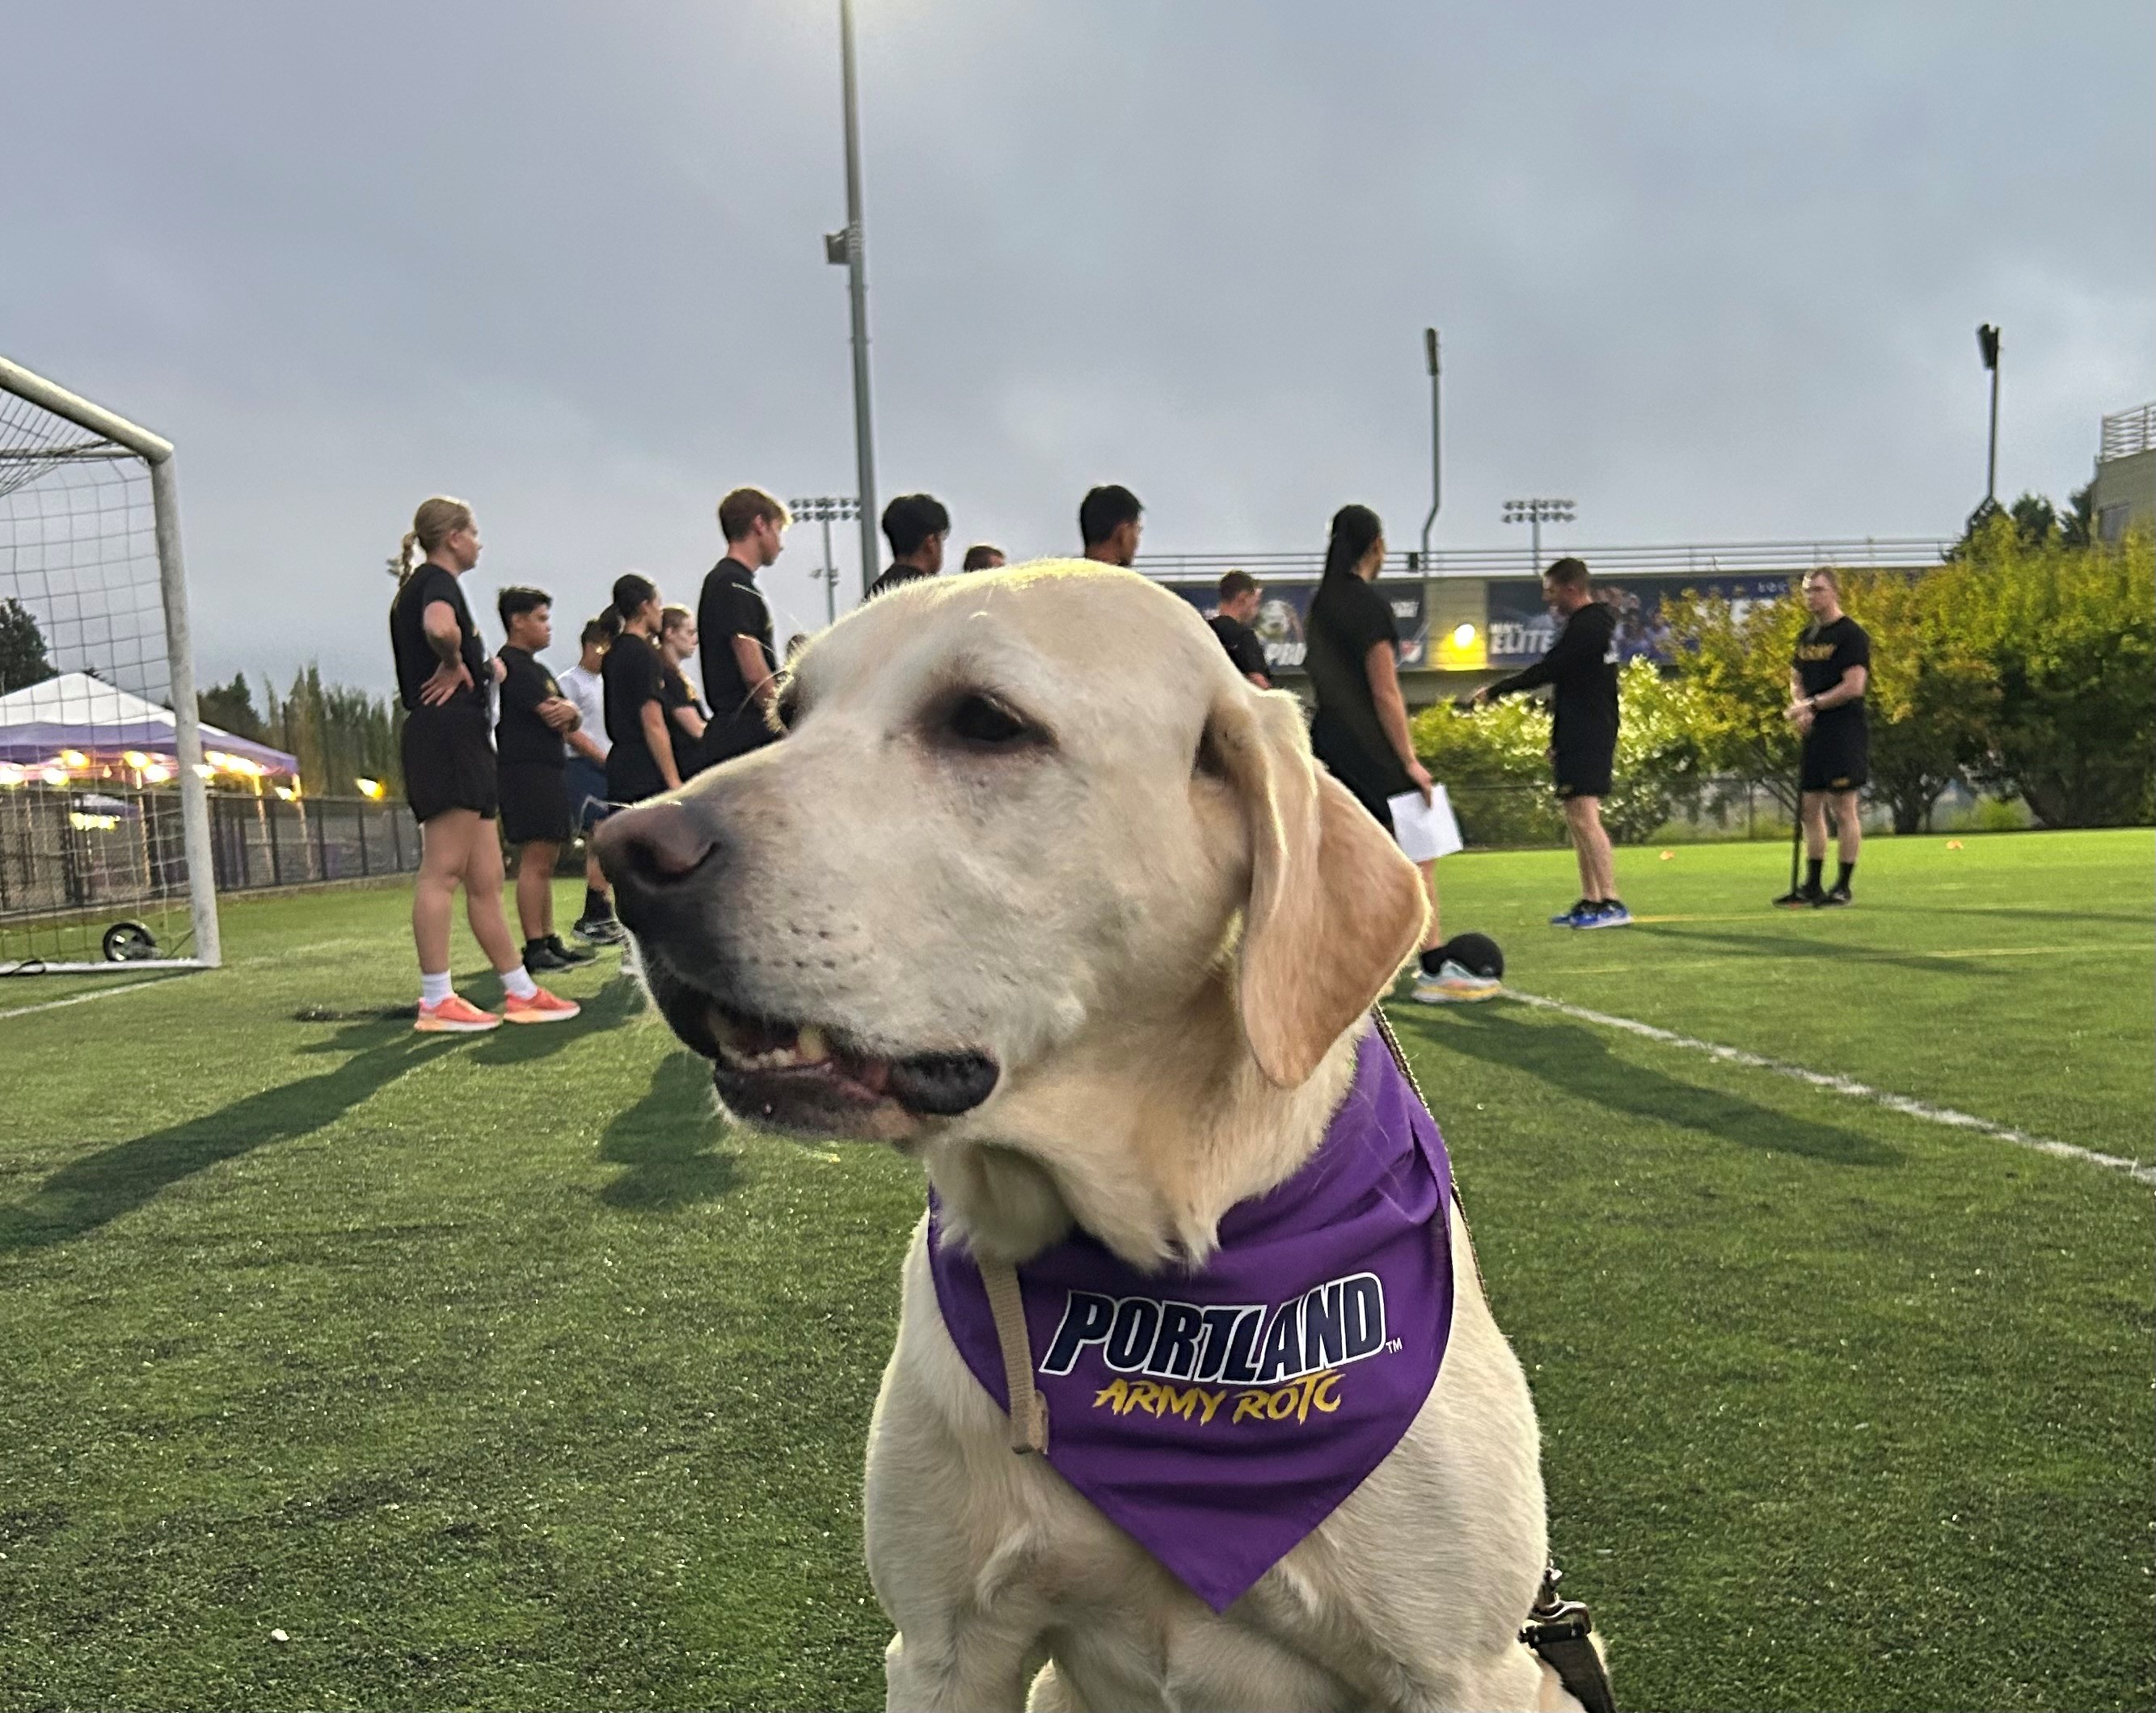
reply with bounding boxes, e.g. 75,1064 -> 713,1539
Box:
0,357 -> 220,973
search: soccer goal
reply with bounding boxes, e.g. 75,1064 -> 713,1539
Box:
0,356 -> 221,973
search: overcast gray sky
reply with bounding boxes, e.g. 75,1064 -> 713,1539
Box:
6,1 -> 2150,694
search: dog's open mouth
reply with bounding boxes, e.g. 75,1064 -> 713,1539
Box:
651,977 -> 998,1132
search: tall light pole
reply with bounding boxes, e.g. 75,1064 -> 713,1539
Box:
1502,497 -> 1576,570
1977,323 -> 2002,512
1417,327 -> 1442,572
823,0 -> 879,598
790,495 -> 860,625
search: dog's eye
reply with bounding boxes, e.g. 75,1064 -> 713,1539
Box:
943,693 -> 1040,749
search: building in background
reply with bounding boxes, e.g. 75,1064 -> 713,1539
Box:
2092,403 -> 2155,542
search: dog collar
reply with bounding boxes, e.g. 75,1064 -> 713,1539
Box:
927,1021 -> 1455,1614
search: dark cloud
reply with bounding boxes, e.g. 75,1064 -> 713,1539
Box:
6,0 -> 2150,691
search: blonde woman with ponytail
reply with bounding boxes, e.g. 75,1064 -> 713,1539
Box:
387,496 -> 579,1032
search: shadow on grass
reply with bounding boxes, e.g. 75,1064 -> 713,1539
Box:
466,973 -> 643,1066
0,1023 -> 454,1255
1626,922 -> 2010,979
596,1049 -> 744,1212
1401,1005 -> 1898,1167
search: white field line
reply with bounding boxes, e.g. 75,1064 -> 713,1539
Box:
0,977 -> 176,1022
1505,989 -> 2156,1186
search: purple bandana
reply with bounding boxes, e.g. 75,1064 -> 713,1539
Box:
929,1026 -> 1454,1614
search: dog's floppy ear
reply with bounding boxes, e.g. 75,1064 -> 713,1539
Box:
1208,689 -> 1430,1088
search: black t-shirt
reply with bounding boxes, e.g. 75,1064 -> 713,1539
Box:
869,563 -> 935,597
661,663 -> 707,778
1305,574 -> 1404,784
1209,614 -> 1269,681
697,558 -> 779,763
496,646 -> 567,767
1487,598 -> 1620,747
1794,614 -> 1871,728
389,565 -> 488,713
603,631 -> 670,800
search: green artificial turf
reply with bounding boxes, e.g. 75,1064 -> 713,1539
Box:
1,831 -> 2150,1711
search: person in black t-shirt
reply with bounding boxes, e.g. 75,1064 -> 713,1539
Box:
658,605 -> 711,780
1778,568 -> 1872,908
1208,569 -> 1271,689
868,493 -> 950,596
1079,484 -> 1143,566
1473,557 -> 1626,929
495,585 -> 596,975
1306,505 -> 1496,1005
698,487 -> 787,767
603,574 -> 681,804
386,496 -> 577,1032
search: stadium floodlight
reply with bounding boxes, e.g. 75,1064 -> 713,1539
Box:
1501,497 -> 1576,569
1416,327 -> 1442,572
790,495 -> 862,625
1977,323 -> 2002,509
0,355 -> 222,973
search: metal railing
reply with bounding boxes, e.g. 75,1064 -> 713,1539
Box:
2099,403 -> 2156,463
1135,536 -> 1953,581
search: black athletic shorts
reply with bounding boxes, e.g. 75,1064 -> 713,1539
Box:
498,761 -> 572,845
1552,724 -> 1614,800
1800,717 -> 1869,792
401,702 -> 498,825
1310,713 -> 1412,839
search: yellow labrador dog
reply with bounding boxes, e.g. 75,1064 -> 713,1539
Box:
597,563 -> 1596,1712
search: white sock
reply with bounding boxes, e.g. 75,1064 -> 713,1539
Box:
420,970 -> 454,1008
501,964 -> 538,1001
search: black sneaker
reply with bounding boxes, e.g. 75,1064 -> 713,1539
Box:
1815,885 -> 1852,909
547,934 -> 597,965
1773,886 -> 1824,909
572,915 -> 626,945
523,939 -> 572,973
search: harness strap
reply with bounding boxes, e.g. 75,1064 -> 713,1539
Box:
978,1256 -> 1050,1454
1521,1565 -> 1618,1713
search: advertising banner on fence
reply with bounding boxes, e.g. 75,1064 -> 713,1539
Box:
1162,581 -> 1428,673
1484,574 -> 1795,668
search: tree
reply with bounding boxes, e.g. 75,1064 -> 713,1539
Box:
1955,517 -> 2155,827
1842,569 -> 1998,833
197,673 -> 264,740
1658,584 -> 1809,804
0,597 -> 56,697
261,665 -> 403,797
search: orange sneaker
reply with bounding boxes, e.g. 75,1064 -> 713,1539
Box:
416,994 -> 502,1033
503,985 -> 580,1024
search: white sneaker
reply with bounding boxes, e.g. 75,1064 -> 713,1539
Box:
1411,960 -> 1503,1004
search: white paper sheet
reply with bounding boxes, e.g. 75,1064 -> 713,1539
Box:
1386,784 -> 1464,863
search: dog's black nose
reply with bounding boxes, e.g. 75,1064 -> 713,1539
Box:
593,798 -> 717,928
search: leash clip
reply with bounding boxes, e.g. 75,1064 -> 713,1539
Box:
1520,1564 -> 1616,1713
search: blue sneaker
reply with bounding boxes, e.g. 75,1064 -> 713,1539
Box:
1549,897 -> 1597,927
1577,899 -> 1633,929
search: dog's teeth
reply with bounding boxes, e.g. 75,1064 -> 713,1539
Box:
707,1005 -> 745,1051
795,1025 -> 831,1065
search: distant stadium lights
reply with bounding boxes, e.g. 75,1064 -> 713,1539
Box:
42,766 -> 70,786
123,749 -> 150,769
141,763 -> 171,784
1501,498 -> 1576,524
0,765 -> 23,788
1451,622 -> 1478,650
1977,323 -> 2001,371
58,749 -> 88,768
823,229 -> 850,266
355,777 -> 386,800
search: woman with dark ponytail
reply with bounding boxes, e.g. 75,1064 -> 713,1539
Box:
1305,504 -> 1497,1003
600,573 -> 681,804
387,496 -> 580,1031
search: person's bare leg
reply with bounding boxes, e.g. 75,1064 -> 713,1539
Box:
1802,791 -> 1831,861
1833,791 -> 1862,866
515,841 -> 559,942
460,822 -> 525,974
1416,857 -> 1442,952
413,810 -> 478,975
1565,797 -> 1616,900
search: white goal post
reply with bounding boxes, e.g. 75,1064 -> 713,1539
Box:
0,355 -> 221,971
